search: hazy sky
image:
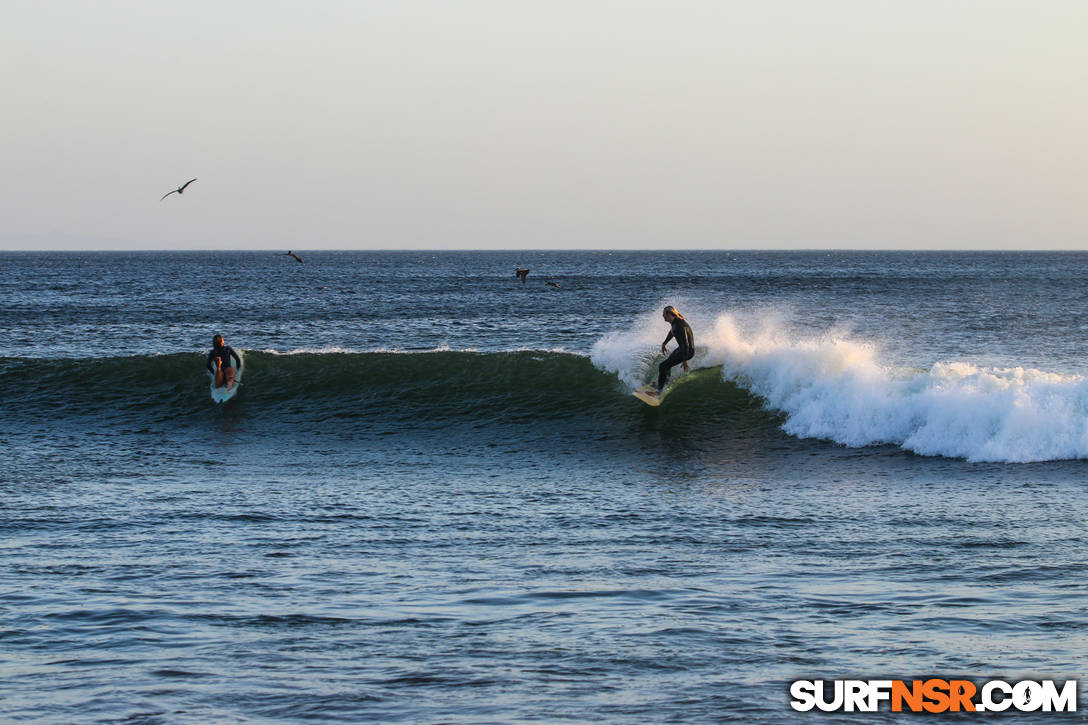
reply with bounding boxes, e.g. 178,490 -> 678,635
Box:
3,1 -> 1086,250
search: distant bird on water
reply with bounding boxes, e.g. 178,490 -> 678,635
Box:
281,250 -> 304,264
546,280 -> 561,288
515,268 -> 530,284
161,178 -> 197,200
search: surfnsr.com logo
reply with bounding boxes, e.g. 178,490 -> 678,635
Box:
790,679 -> 1077,713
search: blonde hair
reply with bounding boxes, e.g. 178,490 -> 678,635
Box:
663,305 -> 683,319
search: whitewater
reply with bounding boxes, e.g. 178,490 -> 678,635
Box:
594,309 -> 1088,463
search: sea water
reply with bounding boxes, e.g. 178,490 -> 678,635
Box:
2,251 -> 1086,723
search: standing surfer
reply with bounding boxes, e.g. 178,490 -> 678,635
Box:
656,306 -> 694,393
207,334 -> 242,391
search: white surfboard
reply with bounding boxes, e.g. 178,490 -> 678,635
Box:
209,350 -> 244,403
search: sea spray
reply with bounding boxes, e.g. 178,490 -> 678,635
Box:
593,308 -> 1088,463
588,297 -> 714,388
900,363 -> 1088,462
704,314 -> 914,448
708,315 -> 1088,463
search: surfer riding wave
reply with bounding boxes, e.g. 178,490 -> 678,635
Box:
657,305 -> 694,392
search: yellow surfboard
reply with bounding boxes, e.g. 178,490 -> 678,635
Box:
632,368 -> 703,406
632,383 -> 664,407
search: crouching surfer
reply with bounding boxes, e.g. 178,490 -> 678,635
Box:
207,334 -> 242,390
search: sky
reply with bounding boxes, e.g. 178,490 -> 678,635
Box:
2,0 -> 1086,250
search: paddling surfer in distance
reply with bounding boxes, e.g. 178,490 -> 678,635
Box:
207,334 -> 242,391
653,305 -> 694,395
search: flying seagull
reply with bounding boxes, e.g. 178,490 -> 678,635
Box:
161,178 -> 197,200
281,250 -> 304,263
515,268 -> 530,284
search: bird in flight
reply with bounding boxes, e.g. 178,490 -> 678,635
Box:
161,178 -> 197,200
515,268 -> 530,283
281,251 -> 304,264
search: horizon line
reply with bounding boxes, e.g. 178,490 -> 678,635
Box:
0,247 -> 1086,254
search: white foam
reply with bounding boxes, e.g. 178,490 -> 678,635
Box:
256,345 -> 473,355
589,305 -> 674,388
256,345 -> 570,356
259,346 -> 362,355
593,308 -> 1088,463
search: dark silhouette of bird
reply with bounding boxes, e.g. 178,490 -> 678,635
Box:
515,268 -> 530,284
281,251 -> 304,264
160,178 -> 197,200
546,280 -> 561,288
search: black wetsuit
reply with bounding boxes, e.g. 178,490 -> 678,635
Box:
658,317 -> 694,389
207,346 -> 241,375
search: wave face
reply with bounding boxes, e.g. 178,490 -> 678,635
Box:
8,325 -> 1088,463
0,350 -> 743,431
592,312 -> 1088,464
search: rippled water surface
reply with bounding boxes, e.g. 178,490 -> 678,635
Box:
3,251 -> 1087,722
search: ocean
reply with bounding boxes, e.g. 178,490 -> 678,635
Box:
2,250 -> 1086,723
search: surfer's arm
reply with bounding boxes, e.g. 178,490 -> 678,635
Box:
206,352 -> 216,373
229,348 -> 241,370
661,331 -> 674,353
